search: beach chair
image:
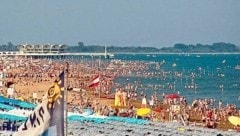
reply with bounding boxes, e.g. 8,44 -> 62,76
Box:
6,122 -> 11,131
2,123 -> 7,130
12,121 -> 17,131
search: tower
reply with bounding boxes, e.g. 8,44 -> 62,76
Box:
104,45 -> 107,59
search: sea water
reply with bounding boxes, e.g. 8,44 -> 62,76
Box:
113,53 -> 240,107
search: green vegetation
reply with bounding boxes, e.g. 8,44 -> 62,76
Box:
0,42 -> 17,51
66,42 -> 160,53
162,42 -> 240,53
0,42 -> 239,53
67,42 -> 240,53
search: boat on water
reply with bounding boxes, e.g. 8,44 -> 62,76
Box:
222,60 -> 226,64
105,54 -> 114,59
109,54 -> 114,58
172,63 -> 177,67
235,65 -> 240,70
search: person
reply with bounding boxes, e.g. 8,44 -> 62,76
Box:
140,91 -> 144,97
122,90 -> 127,106
162,92 -> 165,99
119,89 -> 123,106
33,91 -> 37,103
235,124 -> 240,132
149,95 -> 154,108
206,118 -> 215,129
114,89 -> 121,106
141,95 -> 147,108
209,120 -> 216,128
219,100 -> 222,109
127,105 -> 134,117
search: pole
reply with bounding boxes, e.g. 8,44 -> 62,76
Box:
64,62 -> 69,136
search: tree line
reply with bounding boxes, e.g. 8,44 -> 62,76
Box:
0,42 -> 239,53
161,42 -> 240,53
67,42 -> 240,53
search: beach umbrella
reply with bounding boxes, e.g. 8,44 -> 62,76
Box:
0,113 -> 26,121
0,96 -> 35,108
0,103 -> 14,110
0,96 -> 19,105
164,94 -> 180,99
228,116 -> 240,126
18,102 -> 36,109
136,108 -> 151,116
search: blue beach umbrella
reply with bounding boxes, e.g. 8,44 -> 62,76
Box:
0,96 -> 20,105
0,114 -> 26,121
0,103 -> 14,110
18,102 -> 36,109
0,96 -> 36,109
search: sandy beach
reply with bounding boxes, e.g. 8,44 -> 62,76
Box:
0,56 -> 240,135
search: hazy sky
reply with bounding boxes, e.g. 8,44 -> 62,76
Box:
0,0 -> 239,48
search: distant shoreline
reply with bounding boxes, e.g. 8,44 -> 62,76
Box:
112,52 -> 240,55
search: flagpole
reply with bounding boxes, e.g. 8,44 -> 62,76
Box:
64,62 -> 69,136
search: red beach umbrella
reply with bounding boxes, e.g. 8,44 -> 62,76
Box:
164,93 -> 180,99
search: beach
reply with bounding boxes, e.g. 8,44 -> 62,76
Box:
0,54 -> 240,135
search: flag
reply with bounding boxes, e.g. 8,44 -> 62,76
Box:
42,71 -> 65,136
88,75 -> 100,87
14,71 -> 65,136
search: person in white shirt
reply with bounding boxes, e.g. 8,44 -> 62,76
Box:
141,95 -> 147,108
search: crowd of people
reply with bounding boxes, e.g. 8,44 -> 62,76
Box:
0,56 -> 240,132
191,98 -> 240,129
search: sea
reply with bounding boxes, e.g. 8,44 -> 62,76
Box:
111,53 -> 240,108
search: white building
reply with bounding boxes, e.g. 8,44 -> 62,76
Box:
17,44 -> 67,54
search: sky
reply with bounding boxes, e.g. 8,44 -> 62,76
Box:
0,0 -> 239,48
